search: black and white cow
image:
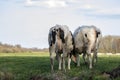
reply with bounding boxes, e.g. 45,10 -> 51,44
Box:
48,24 -> 74,72
73,25 -> 102,69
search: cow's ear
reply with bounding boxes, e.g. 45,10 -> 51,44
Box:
59,28 -> 65,43
52,30 -> 56,45
96,31 -> 100,38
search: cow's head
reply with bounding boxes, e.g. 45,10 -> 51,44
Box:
71,54 -> 77,64
70,49 -> 77,64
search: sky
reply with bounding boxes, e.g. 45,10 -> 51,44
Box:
0,0 -> 120,48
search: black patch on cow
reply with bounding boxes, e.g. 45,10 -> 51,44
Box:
51,30 -> 56,46
85,33 -> 87,37
96,31 -> 101,38
50,41 -> 52,46
69,31 -> 76,58
70,31 -> 74,45
59,28 -> 65,43
49,33 -> 53,46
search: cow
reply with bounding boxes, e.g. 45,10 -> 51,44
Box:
48,24 -> 74,72
73,25 -> 102,69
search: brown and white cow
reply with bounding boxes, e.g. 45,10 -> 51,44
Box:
48,24 -> 74,72
73,25 -> 102,69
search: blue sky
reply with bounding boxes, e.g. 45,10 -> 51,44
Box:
0,0 -> 120,48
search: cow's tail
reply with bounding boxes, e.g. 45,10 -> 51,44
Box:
95,29 -> 102,49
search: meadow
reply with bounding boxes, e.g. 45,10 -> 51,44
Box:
0,52 -> 120,80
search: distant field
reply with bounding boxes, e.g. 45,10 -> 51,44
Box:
0,52 -> 49,57
0,52 -> 120,80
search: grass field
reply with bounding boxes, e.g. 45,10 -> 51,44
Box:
0,52 -> 120,80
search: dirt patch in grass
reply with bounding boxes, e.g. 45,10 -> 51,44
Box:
0,71 -> 14,80
101,65 -> 120,79
29,71 -> 68,80
29,71 -> 96,80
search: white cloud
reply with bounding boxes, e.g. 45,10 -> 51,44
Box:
66,0 -> 79,3
25,0 -> 44,6
26,0 -> 32,5
25,0 -> 67,8
82,4 -> 94,10
78,4 -> 97,11
25,0 -> 80,8
44,0 -> 67,8
25,0 -> 120,17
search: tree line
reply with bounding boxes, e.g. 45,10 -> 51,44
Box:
99,35 -> 120,53
0,35 -> 120,53
0,42 -> 48,53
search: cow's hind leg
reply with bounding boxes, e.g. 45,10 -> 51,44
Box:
57,53 -> 62,70
76,53 -> 80,67
83,53 -> 88,65
62,51 -> 67,72
50,54 -> 55,72
68,54 -> 71,70
87,50 -> 92,69
93,49 -> 98,66
50,49 -> 56,72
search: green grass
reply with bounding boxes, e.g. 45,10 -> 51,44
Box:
0,52 -> 120,80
